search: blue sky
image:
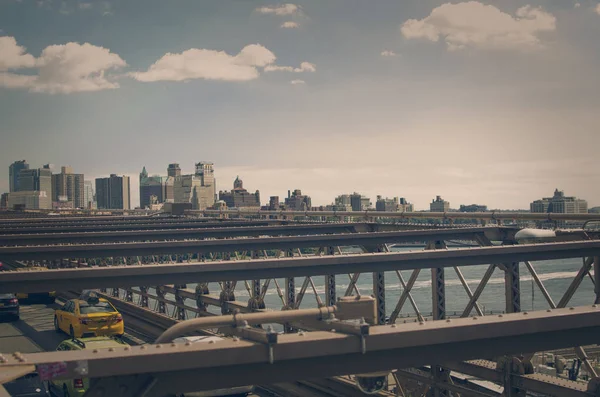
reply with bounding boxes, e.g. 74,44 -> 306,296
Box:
1,0 -> 599,209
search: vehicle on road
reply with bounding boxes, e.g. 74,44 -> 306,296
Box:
54,291 -> 123,338
49,336 -> 129,396
4,372 -> 50,396
0,293 -> 20,320
171,336 -> 255,397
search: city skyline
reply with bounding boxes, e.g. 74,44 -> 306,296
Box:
1,1 -> 599,209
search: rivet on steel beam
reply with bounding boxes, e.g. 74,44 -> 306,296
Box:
391,324 -> 397,328
523,312 -> 528,315
171,343 -> 176,347
185,342 -> 191,346
498,314 -> 503,317
140,345 -> 146,349
232,337 -> 239,342
593,304 -> 598,308
93,349 -> 99,353
298,331 -> 305,336
546,309 -> 552,312
473,317 -> 477,320
108,348 -> 114,352
209,340 -> 215,344
419,322 -> 424,325
570,307 -> 575,310
446,319 -> 451,323
123,347 -> 130,351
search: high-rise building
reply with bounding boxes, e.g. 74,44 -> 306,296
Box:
376,196 -> 414,212
173,174 -> 214,210
83,181 -> 95,209
18,165 -> 52,199
219,176 -> 260,208
139,166 -> 167,209
9,160 -> 29,192
95,174 -> 130,209
285,189 -> 311,210
430,195 -> 450,212
530,189 -> 588,214
167,163 -> 181,177
52,166 -> 85,208
349,193 -> 371,211
195,162 -> 216,202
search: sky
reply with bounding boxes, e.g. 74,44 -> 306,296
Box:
1,0 -> 599,210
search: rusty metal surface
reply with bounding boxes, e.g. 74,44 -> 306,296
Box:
2,240 -> 600,293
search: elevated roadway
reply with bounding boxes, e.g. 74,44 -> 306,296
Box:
1,240 -> 599,293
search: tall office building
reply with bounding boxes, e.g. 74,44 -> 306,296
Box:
0,192 -> 9,208
376,196 -> 414,212
83,181 -> 95,209
430,195 -> 450,212
139,166 -> 167,209
95,174 -> 130,209
9,160 -> 29,192
167,163 -> 181,177
195,162 -> 216,202
7,191 -> 51,210
18,165 -> 52,199
52,166 -> 85,208
219,176 -> 260,208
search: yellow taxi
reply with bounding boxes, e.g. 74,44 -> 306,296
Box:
54,291 -> 124,338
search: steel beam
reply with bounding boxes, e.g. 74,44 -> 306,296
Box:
0,227 -> 516,261
3,240 -> 600,294
4,306 -> 600,396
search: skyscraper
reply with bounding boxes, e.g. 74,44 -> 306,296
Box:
95,174 -> 130,209
52,166 -> 85,208
139,166 -> 166,209
167,163 -> 181,177
195,162 -> 216,203
9,160 -> 29,192
83,181 -> 95,209
17,164 -> 52,199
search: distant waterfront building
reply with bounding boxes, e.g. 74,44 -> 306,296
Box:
334,193 -> 370,211
375,196 -> 414,212
285,189 -> 311,210
18,165 -> 52,199
268,196 -> 280,210
9,160 -> 29,192
219,176 -> 260,208
589,207 -> 600,214
95,174 -> 130,209
430,195 -> 450,212
195,162 -> 216,203
459,204 -> 488,212
0,192 -> 9,208
7,191 -> 51,210
52,166 -> 84,208
83,181 -> 96,209
139,166 -> 167,209
530,189 -> 588,214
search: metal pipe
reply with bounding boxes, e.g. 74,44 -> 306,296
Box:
154,306 -> 337,343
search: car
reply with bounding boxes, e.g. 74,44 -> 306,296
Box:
171,336 -> 255,397
3,372 -> 51,396
54,291 -> 123,338
0,293 -> 20,320
49,337 -> 129,396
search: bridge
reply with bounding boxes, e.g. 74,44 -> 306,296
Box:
1,212 -> 600,397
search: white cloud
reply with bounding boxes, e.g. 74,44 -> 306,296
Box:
401,2 -> 556,51
281,21 -> 299,29
0,36 -> 36,70
290,79 -> 305,85
79,2 -> 92,9
0,38 -> 127,94
256,4 -> 299,16
131,44 -> 277,82
380,50 -> 397,57
264,61 -> 316,73
596,4 -> 600,14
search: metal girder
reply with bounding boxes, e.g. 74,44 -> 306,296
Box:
0,220 -> 280,234
197,209 -> 600,222
445,360 -> 596,397
0,223 -> 364,245
3,240 -> 600,293
5,306 -> 600,396
0,227 -> 516,261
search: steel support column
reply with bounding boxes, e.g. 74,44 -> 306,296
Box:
155,286 -> 166,314
325,246 -> 336,307
504,262 -> 521,314
285,248 -> 295,310
430,240 -> 447,321
175,285 -> 187,320
139,286 -> 149,308
594,256 -> 600,305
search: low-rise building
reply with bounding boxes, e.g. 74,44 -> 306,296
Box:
285,189 -> 311,210
218,176 -> 260,208
7,191 -> 51,209
375,196 -> 414,212
530,189 -> 588,214
459,204 -> 488,212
